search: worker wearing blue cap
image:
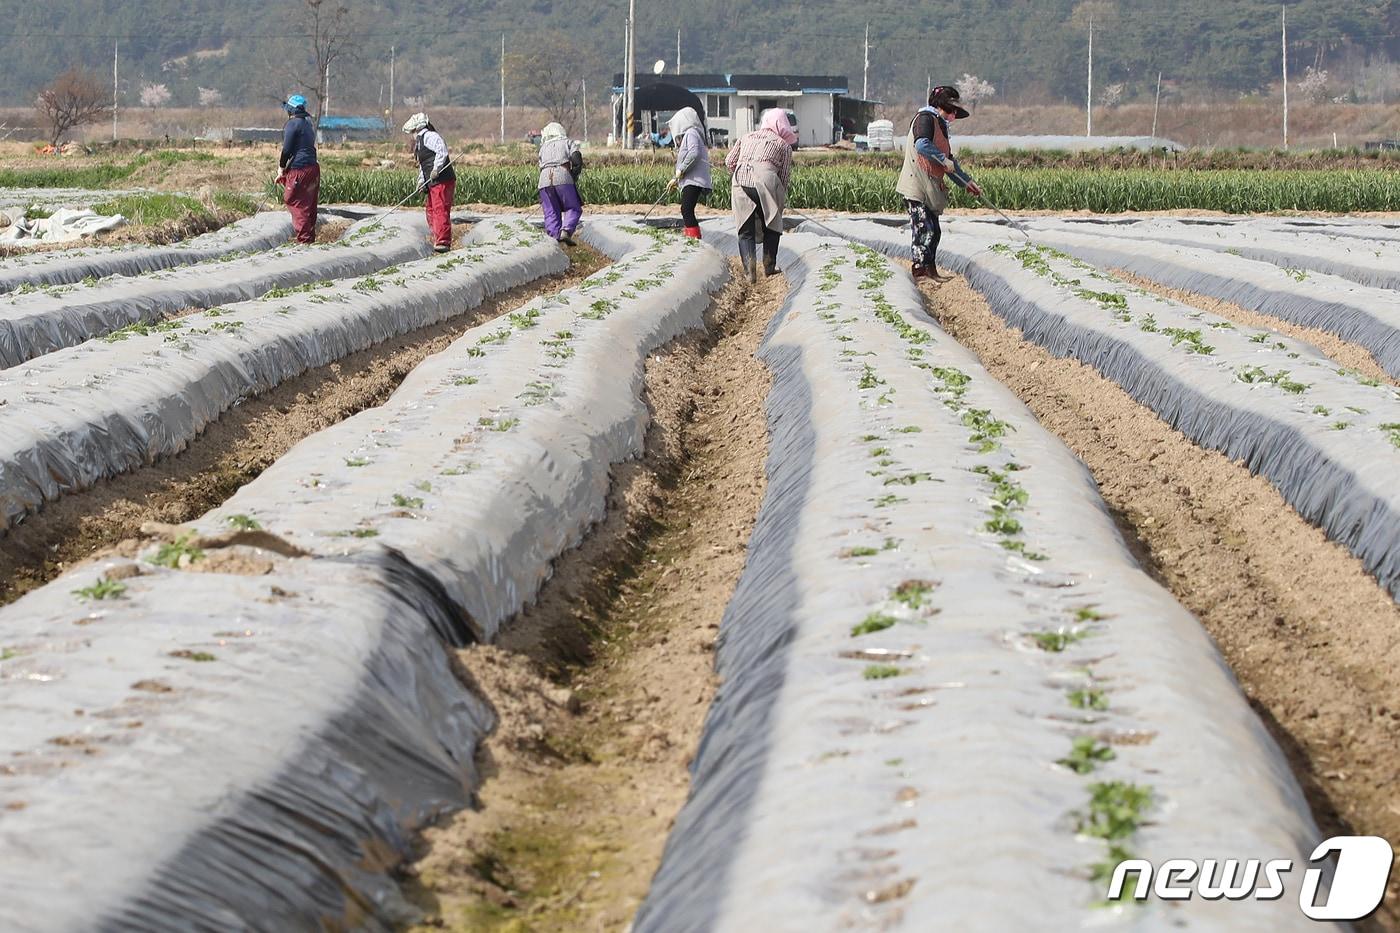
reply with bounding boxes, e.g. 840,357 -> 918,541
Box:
276,95 -> 319,243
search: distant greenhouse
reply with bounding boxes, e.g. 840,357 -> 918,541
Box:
945,134 -> 1185,153
229,115 -> 387,145
317,116 -> 389,142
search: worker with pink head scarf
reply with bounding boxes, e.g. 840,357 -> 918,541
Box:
725,108 -> 796,281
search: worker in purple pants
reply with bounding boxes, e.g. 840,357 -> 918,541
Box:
537,122 -> 584,244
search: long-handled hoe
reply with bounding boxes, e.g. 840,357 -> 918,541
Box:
975,190 -> 1032,241
640,187 -> 670,222
787,208 -> 847,240
361,154 -> 464,232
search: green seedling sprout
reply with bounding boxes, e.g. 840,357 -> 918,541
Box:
851,612 -> 897,637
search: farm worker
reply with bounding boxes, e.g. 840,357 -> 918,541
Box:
726,108 -> 795,281
402,112 -> 457,253
277,95 -> 319,245
664,107 -> 712,239
537,122 -> 584,245
895,84 -> 982,282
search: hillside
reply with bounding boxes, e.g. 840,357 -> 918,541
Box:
0,0 -> 1396,118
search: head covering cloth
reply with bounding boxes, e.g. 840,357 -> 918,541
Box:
668,107 -> 704,140
759,108 -> 798,146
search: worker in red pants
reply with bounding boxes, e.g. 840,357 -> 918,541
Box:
277,95 -> 319,244
402,112 -> 456,252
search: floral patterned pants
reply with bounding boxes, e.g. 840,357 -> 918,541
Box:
906,199 -> 942,271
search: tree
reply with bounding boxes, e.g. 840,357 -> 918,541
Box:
34,68 -> 110,147
197,86 -> 223,107
1298,66 -> 1330,104
957,74 -> 997,112
139,83 -> 172,108
289,0 -> 360,122
506,31 -> 603,134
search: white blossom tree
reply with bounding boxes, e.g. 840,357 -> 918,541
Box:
957,74 -> 996,111
139,82 -> 172,108
1298,66 -> 1330,103
197,86 -> 223,107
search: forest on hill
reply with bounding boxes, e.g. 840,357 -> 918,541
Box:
1,0 -> 1397,116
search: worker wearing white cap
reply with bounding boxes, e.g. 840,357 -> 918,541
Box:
403,112 -> 456,252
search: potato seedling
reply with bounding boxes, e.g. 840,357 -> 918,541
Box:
851,612 -> 897,637
1057,736 -> 1116,774
73,578 -> 128,601
863,664 -> 904,680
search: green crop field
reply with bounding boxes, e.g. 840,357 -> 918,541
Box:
300,164 -> 1400,214
4,146 -> 1395,213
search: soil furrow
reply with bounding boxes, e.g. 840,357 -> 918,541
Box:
1116,269 -> 1398,386
401,261 -> 785,932
918,273 -> 1400,931
0,243 -> 608,606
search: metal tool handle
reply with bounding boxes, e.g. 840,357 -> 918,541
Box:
363,154 -> 461,231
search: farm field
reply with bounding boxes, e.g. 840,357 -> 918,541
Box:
4,141 -> 1400,215
0,189 -> 1398,931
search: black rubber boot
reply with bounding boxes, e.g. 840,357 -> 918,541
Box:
762,227 -> 781,277
737,236 -> 757,283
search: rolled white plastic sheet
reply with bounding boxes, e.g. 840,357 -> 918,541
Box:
0,211 -> 293,294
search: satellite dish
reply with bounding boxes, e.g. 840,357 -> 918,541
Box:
653,60 -> 666,75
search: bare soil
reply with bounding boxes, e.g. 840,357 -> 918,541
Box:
402,262 -> 784,931
1117,270 -> 1398,386
315,217 -> 352,243
0,242 -> 609,606
919,272 -> 1400,930
127,155 -> 275,195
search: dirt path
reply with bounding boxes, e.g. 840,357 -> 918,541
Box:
0,243 -> 608,606
1117,270 -> 1398,386
402,262 -> 784,931
918,274 -> 1400,930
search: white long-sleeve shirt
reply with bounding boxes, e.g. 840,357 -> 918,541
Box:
415,130 -> 450,186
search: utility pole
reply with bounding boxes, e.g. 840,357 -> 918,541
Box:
863,22 -> 870,100
1086,13 -> 1094,137
677,29 -> 681,75
582,78 -> 588,143
500,33 -> 506,144
624,0 -> 637,149
388,44 -> 395,131
620,19 -> 630,145
112,42 -> 118,142
324,60 -> 331,120
1281,5 -> 1289,149
1151,71 -> 1162,138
